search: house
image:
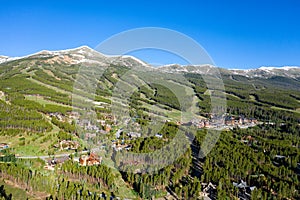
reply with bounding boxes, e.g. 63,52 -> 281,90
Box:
105,124 -> 111,132
275,155 -> 286,159
104,114 -> 116,123
48,156 -> 70,165
176,121 -> 182,125
44,156 -> 70,170
0,143 -> 9,150
199,182 -> 216,200
50,112 -> 64,121
204,120 -> 210,127
124,145 -> 132,151
233,180 -> 248,188
249,118 -> 258,124
127,132 -> 141,138
224,116 -> 235,126
54,140 -> 80,150
112,143 -> 129,151
79,153 -> 102,166
98,119 -> 106,126
233,180 -> 256,199
241,135 -> 256,145
44,165 -> 55,171
202,182 -> 216,193
115,129 -> 123,139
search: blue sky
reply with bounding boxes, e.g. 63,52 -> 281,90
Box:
0,0 -> 299,69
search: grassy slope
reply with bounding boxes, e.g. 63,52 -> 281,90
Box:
0,179 -> 33,199
25,95 -> 71,108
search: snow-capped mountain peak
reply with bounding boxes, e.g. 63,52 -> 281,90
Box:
259,66 -> 299,71
1,46 -> 299,79
0,46 -> 152,68
229,66 -> 300,79
0,55 -> 10,64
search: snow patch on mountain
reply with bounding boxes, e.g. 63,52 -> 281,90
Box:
120,55 -> 149,67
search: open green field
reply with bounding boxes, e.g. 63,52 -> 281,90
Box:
249,94 -> 256,101
0,112 -> 65,156
25,95 -> 71,107
271,106 -> 300,114
0,131 -> 57,156
0,179 -> 33,199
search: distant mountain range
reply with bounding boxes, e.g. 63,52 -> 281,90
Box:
156,64 -> 300,79
1,46 -> 299,79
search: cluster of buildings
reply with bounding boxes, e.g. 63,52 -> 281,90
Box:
44,153 -> 102,170
223,115 -> 258,126
50,111 -> 115,136
49,112 -> 66,121
76,114 -> 117,140
112,128 -> 165,151
116,129 -> 163,140
188,118 -> 210,128
77,119 -> 101,133
50,111 -> 80,123
186,114 -> 258,129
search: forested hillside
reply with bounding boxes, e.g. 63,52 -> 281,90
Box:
0,48 -> 299,199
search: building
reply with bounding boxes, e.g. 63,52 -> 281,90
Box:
224,116 -> 235,126
54,140 -> 80,150
105,124 -> 111,132
189,118 -> 210,128
223,115 -> 258,127
249,118 -> 258,124
49,112 -> 64,121
112,143 -> 130,151
233,180 -> 256,199
0,143 -> 9,150
44,156 -> 70,170
115,129 -> 123,139
104,114 -> 116,123
127,132 -> 141,138
199,182 -> 216,200
79,153 -> 102,166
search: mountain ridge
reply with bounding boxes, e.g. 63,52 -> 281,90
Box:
0,45 -> 299,79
